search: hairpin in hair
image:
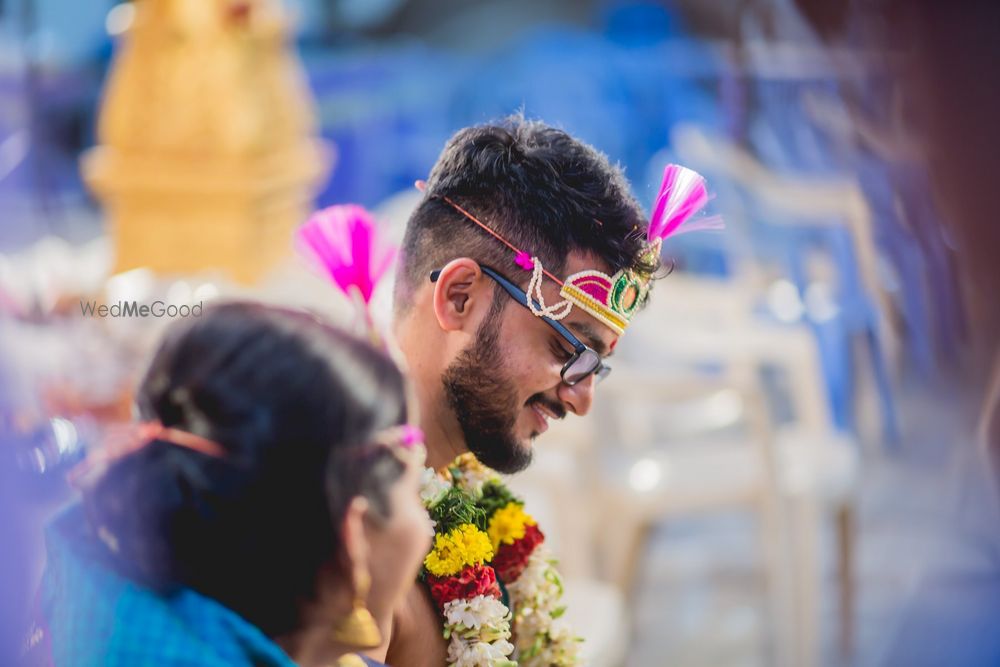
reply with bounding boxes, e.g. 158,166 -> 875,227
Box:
69,420 -> 225,490
373,424 -> 426,465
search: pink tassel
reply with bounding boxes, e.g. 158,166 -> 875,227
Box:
295,205 -> 396,305
648,164 -> 721,243
515,251 -> 535,271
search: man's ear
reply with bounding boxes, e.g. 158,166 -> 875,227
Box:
431,258 -> 488,332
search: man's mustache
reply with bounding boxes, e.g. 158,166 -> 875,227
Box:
527,395 -> 566,420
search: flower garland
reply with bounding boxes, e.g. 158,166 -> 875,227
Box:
420,454 -> 582,667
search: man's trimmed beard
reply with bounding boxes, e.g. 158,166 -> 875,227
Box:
441,304 -> 533,474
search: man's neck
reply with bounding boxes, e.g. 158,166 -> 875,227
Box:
411,374 -> 468,471
394,310 -> 470,471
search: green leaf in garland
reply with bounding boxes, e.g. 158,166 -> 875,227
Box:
526,634 -> 544,658
478,480 -> 522,519
428,486 -> 488,533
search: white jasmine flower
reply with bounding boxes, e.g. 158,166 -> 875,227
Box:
443,595 -> 510,630
547,618 -> 576,643
472,639 -> 515,662
448,637 -> 517,667
420,467 -> 452,508
514,611 -> 548,645
447,636 -> 515,667
456,467 -> 492,498
447,635 -> 471,664
509,548 -> 562,608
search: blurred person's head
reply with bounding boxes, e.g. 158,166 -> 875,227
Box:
393,115 -> 657,473
796,0 -> 1000,476
81,302 -> 431,661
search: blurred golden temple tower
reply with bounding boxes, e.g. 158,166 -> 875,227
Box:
82,0 -> 330,283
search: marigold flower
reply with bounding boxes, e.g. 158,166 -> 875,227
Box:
487,502 -> 536,551
424,523 -> 494,577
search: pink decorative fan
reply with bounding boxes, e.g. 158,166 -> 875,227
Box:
647,164 -> 723,243
296,204 -> 396,306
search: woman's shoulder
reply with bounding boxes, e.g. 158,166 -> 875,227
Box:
39,503 -> 297,666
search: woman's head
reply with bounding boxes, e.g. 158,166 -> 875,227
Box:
83,302 -> 430,638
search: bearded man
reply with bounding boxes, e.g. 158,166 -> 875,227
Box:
385,115 -> 696,666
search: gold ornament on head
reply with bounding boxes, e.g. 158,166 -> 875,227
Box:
421,164 -> 721,335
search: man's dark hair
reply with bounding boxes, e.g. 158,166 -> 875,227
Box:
394,115 -> 658,311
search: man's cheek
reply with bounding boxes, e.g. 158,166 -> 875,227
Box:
507,367 -> 547,402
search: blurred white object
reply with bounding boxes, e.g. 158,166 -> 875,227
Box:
504,447 -> 628,667
671,121 -> 901,443
562,577 -> 628,667
596,277 -> 860,667
0,236 -> 112,315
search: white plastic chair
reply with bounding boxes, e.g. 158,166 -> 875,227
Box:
504,445 -> 629,667
670,122 -> 901,444
587,272 -> 859,667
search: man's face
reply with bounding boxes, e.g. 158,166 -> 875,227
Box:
441,252 -> 619,474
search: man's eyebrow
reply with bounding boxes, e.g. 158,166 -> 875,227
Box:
567,321 -> 613,357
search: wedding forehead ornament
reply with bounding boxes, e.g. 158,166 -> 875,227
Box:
418,164 -> 721,336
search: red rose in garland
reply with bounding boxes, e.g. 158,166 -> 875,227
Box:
427,564 -> 501,610
493,524 -> 545,582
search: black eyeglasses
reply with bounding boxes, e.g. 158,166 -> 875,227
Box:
430,265 -> 611,386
